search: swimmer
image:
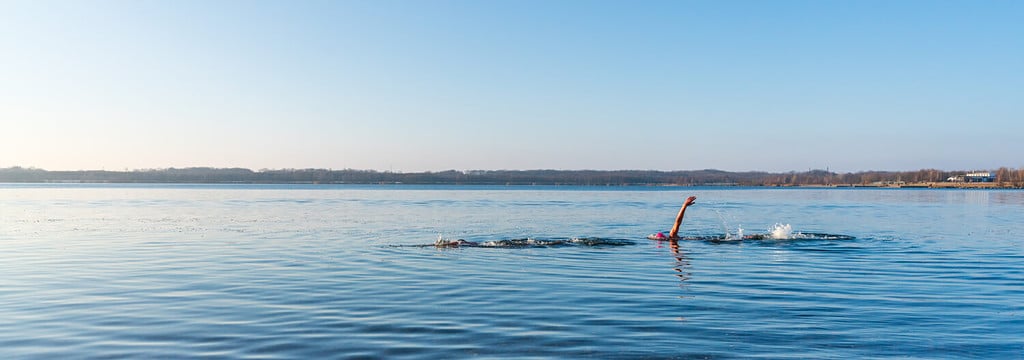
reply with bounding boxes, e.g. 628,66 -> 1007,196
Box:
648,195 -> 696,240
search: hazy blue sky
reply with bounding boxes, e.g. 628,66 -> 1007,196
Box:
2,0 -> 1021,172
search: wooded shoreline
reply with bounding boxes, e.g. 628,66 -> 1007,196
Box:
3,167 -> 1022,188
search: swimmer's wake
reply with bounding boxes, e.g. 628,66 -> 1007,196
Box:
401,195 -> 854,249
647,196 -> 854,241
418,236 -> 636,248
649,224 -> 854,241
399,228 -> 853,248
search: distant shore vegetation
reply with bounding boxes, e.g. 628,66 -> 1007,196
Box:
3,167 -> 1023,188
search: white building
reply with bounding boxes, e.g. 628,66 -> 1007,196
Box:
948,172 -> 995,182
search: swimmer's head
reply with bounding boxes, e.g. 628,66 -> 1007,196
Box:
647,232 -> 668,240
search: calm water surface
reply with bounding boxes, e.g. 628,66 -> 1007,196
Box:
1,184 -> 1022,359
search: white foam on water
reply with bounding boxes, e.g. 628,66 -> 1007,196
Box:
724,226 -> 745,241
769,223 -> 793,239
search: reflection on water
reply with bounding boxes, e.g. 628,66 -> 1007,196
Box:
669,239 -> 692,288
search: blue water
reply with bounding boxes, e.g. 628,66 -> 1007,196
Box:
1,184 -> 1021,358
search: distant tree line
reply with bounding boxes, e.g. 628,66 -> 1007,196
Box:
1,166 -> 1022,187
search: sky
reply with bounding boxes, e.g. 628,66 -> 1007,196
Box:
1,0 -> 1021,173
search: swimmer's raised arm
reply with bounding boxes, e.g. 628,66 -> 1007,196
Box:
668,196 -> 697,238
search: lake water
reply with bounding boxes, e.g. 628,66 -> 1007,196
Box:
1,184 -> 1021,359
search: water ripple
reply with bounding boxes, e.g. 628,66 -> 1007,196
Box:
1,186 -> 1022,358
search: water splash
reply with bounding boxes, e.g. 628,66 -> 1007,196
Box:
713,209 -> 744,240
769,223 -> 794,239
724,226 -> 745,241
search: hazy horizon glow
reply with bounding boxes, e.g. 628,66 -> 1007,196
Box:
2,1 -> 1022,173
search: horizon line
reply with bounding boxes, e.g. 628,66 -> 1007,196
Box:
2,165 -> 1015,175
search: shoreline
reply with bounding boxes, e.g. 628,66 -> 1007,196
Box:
827,182 -> 1016,189
3,166 -> 1022,189
2,181 -> 1020,189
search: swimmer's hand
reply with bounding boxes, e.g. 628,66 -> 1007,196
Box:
684,196 -> 696,207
